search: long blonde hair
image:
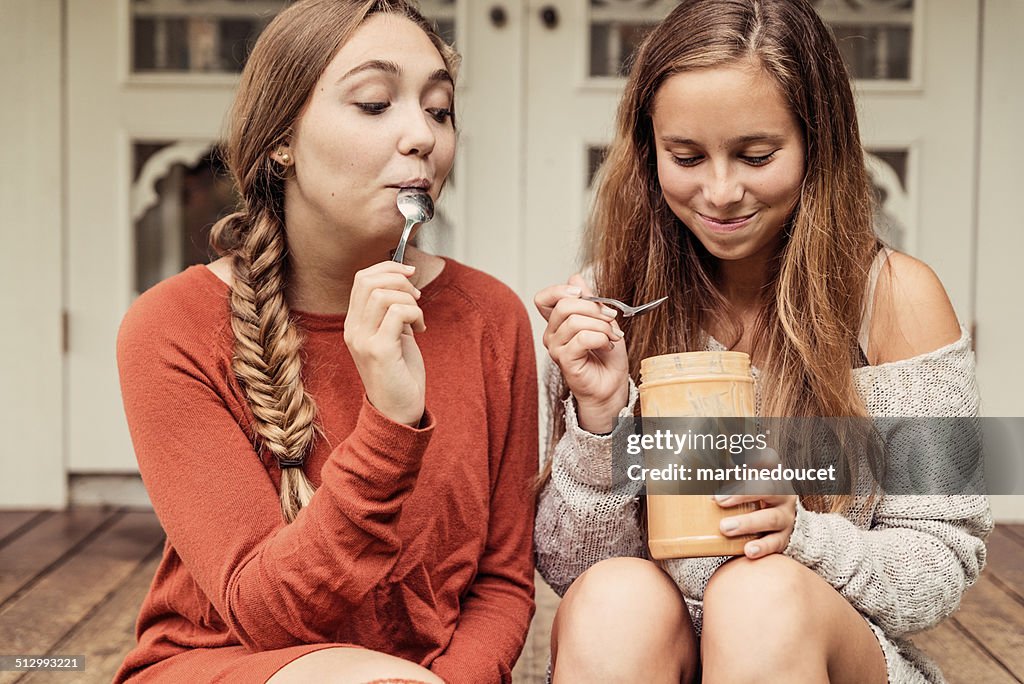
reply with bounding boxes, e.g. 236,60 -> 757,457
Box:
209,0 -> 460,522
545,0 -> 881,513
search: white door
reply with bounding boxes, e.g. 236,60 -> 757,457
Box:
523,0 -> 980,327
67,0 -> 240,472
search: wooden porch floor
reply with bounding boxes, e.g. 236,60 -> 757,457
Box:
0,508 -> 1021,683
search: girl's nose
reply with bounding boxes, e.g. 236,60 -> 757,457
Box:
397,107 -> 437,158
701,164 -> 744,208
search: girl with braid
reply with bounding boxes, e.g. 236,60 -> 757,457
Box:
533,1 -> 990,682
114,2 -> 537,682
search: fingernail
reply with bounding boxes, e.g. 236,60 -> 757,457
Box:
746,544 -> 761,557
566,286 -> 582,296
714,494 -> 731,503
601,306 -> 618,318
611,324 -> 625,339
404,264 -> 416,273
720,519 -> 739,532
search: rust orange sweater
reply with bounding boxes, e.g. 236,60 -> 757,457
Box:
114,259 -> 537,683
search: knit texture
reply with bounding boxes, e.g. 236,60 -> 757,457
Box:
115,259 -> 538,684
535,328 -> 991,684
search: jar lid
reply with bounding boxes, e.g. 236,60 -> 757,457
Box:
640,351 -> 752,385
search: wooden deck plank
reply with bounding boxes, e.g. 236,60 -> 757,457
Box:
512,575 -> 558,683
1001,524 -> 1024,547
0,512 -> 164,684
952,574 -> 1024,681
0,512 -> 44,548
19,550 -> 163,684
0,508 -> 116,606
912,618 -> 1020,684
987,526 -> 1024,601
1001,524 -> 1024,556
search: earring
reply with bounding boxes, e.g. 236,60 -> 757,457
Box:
276,149 -> 291,165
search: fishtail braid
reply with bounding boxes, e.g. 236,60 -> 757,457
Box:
225,208 -> 321,522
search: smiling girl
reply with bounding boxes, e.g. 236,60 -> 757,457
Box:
533,0 -> 991,682
114,2 -> 537,682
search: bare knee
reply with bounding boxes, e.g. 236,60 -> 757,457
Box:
552,557 -> 697,684
704,555 -> 811,615
702,555 -> 826,681
266,647 -> 443,684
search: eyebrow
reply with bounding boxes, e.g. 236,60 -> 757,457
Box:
661,133 -> 785,147
338,60 -> 453,87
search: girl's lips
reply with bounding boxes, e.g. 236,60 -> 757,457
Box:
697,211 -> 756,233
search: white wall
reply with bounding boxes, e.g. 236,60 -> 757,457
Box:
975,1 -> 1024,416
0,0 -> 66,508
976,0 -> 1024,522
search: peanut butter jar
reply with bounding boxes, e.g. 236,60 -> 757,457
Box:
639,351 -> 759,559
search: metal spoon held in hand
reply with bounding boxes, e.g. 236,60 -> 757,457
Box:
583,295 -> 668,318
392,190 -> 435,264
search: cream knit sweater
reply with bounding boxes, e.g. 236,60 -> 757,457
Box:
535,328 -> 992,683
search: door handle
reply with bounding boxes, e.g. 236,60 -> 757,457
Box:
489,6 -> 507,28
539,5 -> 559,29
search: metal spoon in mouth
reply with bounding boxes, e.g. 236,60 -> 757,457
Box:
392,189 -> 435,264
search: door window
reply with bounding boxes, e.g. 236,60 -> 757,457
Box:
132,142 -> 230,293
130,0 -> 279,74
587,0 -> 918,83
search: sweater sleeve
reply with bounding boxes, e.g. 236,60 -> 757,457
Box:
784,494 -> 991,637
429,300 -> 538,684
785,333 -> 993,638
534,377 -> 647,597
117,303 -> 437,652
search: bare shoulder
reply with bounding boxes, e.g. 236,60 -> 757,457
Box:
868,251 -> 962,364
206,256 -> 234,287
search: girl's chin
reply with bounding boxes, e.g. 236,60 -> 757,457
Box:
687,227 -> 753,258
699,235 -> 785,265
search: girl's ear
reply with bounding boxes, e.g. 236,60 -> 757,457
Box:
271,145 -> 293,167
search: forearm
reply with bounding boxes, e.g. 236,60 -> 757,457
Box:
783,495 -> 991,637
144,398 -> 436,651
237,410 -> 434,648
428,577 -> 533,684
535,384 -> 646,596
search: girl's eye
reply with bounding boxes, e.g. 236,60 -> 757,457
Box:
355,102 -> 390,114
741,152 -> 777,166
427,107 -> 453,124
672,155 -> 703,167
